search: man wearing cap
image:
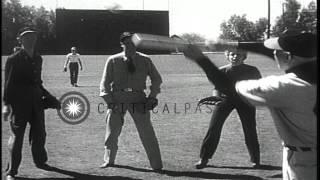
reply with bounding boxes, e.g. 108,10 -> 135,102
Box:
183,31 -> 317,180
99,32 -> 163,170
2,27 -> 61,180
63,46 -> 83,87
194,49 -> 261,169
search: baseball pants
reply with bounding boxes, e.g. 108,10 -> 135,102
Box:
103,91 -> 163,169
6,103 -> 47,176
282,147 -> 317,180
199,99 -> 260,164
69,62 -> 79,85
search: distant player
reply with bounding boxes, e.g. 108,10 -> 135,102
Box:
63,47 -> 83,87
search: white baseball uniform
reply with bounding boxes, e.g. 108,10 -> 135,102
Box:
64,53 -> 82,86
64,53 -> 81,67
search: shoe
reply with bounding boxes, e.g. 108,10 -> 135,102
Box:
99,162 -> 114,168
195,159 -> 208,169
6,175 -> 15,180
152,166 -> 163,171
152,168 -> 164,173
74,84 -> 78,87
36,163 -> 54,170
252,162 -> 261,169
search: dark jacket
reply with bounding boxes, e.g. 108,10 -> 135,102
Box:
3,49 -> 51,116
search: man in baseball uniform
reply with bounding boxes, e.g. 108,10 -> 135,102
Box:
195,49 -> 261,169
183,30 -> 317,180
99,32 -> 163,170
63,46 -> 83,87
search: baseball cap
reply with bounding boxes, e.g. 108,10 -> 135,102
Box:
120,32 -> 134,43
71,47 -> 76,51
264,30 -> 317,58
17,27 -> 37,37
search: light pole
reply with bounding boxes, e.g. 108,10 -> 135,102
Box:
267,0 -> 271,38
142,0 -> 144,10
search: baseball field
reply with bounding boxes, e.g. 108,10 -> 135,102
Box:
2,53 -> 284,180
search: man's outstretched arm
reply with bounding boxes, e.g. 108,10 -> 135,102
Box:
183,45 -> 241,102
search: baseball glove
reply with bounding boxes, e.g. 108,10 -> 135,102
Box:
42,94 -> 61,110
198,96 -> 225,106
63,67 -> 67,72
145,97 -> 158,110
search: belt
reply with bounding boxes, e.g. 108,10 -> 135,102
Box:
118,88 -> 142,92
284,145 -> 314,152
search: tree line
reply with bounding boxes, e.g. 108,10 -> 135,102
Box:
180,0 -> 316,43
1,0 -> 317,54
2,0 -> 56,54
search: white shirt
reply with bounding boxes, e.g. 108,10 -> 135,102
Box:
235,73 -> 317,147
64,53 -> 81,67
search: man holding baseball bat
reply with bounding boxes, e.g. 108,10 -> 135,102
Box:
183,30 -> 317,180
99,32 -> 163,170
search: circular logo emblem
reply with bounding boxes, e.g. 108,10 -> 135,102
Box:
58,91 -> 90,125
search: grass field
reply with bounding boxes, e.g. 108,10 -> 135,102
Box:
2,53 -> 284,180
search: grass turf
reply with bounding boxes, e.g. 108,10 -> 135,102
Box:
2,53 -> 283,179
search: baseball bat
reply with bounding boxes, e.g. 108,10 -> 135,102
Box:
132,33 -> 274,58
131,33 -> 189,52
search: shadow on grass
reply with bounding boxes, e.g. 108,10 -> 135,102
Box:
267,173 -> 282,178
15,166 -> 142,180
113,164 -> 264,179
71,85 -> 98,88
206,164 -> 282,170
13,164 -> 277,180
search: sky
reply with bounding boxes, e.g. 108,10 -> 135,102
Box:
19,0 -> 315,40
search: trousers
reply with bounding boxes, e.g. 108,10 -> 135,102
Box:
69,62 -> 79,85
282,147 -> 317,180
103,91 -> 163,169
6,102 -> 47,176
199,99 -> 260,163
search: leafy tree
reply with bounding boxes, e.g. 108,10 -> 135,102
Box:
47,10 -> 56,38
180,33 -> 206,43
2,0 -> 32,51
254,18 -> 269,40
2,0 -> 57,54
296,1 -> 317,33
219,14 -> 265,41
272,0 -> 301,36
